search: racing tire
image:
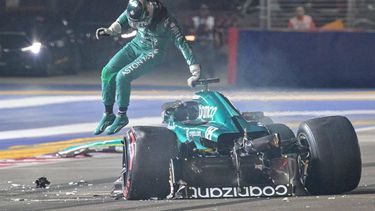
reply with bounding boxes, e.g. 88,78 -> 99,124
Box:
297,116 -> 361,195
122,126 -> 178,200
259,116 -> 274,125
242,112 -> 273,125
266,124 -> 295,140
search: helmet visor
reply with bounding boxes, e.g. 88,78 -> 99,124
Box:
127,0 -> 148,22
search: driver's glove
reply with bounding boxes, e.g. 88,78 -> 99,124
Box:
96,22 -> 122,40
187,64 -> 201,88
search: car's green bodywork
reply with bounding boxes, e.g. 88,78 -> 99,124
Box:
163,91 -> 269,150
58,89 -> 269,157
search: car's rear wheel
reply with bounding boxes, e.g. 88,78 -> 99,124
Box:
122,126 -> 178,200
266,123 -> 295,140
242,111 -> 273,125
266,123 -> 296,154
297,116 -> 361,195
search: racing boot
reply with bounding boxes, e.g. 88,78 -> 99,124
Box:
94,113 -> 116,135
105,113 -> 129,135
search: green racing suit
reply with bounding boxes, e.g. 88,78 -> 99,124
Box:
101,8 -> 198,108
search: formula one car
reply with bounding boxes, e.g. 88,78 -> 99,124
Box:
119,79 -> 362,200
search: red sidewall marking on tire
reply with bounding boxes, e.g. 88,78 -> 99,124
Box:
124,129 -> 136,198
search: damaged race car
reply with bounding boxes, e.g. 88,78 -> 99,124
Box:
118,78 -> 362,200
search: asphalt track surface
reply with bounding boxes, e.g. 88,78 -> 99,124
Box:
1,83 -> 375,210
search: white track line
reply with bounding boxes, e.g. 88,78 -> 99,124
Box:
0,115 -> 373,141
356,126 -> 375,133
264,110 -> 375,117
0,95 -> 190,109
0,117 -> 161,140
1,109 -> 375,140
0,96 -> 99,109
229,95 -> 375,101
2,93 -> 375,109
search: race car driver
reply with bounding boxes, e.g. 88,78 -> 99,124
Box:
94,0 -> 201,135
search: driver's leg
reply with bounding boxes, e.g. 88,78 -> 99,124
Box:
94,43 -> 137,135
105,49 -> 163,135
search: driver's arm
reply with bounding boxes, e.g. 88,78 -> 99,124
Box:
116,10 -> 130,30
107,10 -> 131,35
166,17 -> 198,67
166,17 -> 201,87
96,10 -> 129,39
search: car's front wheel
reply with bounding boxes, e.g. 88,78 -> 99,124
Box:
122,126 -> 178,200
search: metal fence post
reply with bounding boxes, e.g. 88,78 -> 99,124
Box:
267,0 -> 272,30
260,0 -> 268,29
347,0 -> 355,29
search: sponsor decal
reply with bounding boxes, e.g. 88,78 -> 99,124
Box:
187,185 -> 291,199
122,49 -> 159,75
186,129 -> 201,140
123,130 -> 136,197
204,126 -> 218,140
169,19 -> 182,40
199,106 -> 218,120
167,119 -> 175,130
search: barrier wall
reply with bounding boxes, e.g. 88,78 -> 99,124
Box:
228,30 -> 375,87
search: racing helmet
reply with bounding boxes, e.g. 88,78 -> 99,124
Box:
127,0 -> 149,22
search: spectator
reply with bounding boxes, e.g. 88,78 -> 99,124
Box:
288,6 -> 316,30
191,4 -> 216,78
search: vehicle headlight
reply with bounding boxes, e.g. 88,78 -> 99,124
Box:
185,35 -> 196,42
21,42 -> 42,54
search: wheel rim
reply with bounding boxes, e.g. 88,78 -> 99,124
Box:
297,133 -> 312,187
122,137 -> 129,189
